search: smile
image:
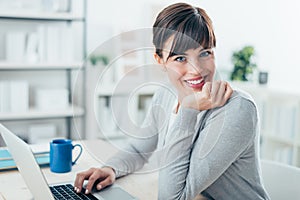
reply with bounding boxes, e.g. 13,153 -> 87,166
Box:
186,79 -> 202,85
184,77 -> 205,89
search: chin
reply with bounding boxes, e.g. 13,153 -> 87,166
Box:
182,88 -> 198,97
187,86 -> 203,93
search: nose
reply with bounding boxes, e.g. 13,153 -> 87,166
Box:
187,59 -> 202,74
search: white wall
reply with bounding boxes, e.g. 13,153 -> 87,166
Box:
87,0 -> 300,89
199,0 -> 300,89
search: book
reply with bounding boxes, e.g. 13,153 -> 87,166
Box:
6,31 -> 26,62
0,149 -> 49,161
37,25 -> 47,62
0,148 -> 49,170
24,32 -> 39,62
46,26 -> 60,62
60,24 -> 74,62
0,155 -> 49,170
10,81 -> 29,112
0,81 -> 29,113
0,81 -> 11,113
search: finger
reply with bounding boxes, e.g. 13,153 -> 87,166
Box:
96,176 -> 114,190
74,169 -> 94,193
85,170 -> 102,194
214,81 -> 227,105
224,82 -> 233,100
210,81 -> 221,103
202,82 -> 212,95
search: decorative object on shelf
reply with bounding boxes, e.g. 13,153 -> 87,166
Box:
0,80 -> 29,113
35,88 -> 69,110
89,54 -> 109,66
87,54 -> 113,86
230,45 -> 256,81
258,71 -> 268,85
28,124 -> 57,144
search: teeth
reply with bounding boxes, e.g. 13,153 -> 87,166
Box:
186,79 -> 202,85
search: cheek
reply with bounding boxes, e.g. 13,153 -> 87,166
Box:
166,66 -> 185,81
210,64 -> 216,74
205,60 -> 216,75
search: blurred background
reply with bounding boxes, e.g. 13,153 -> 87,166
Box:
0,0 -> 299,168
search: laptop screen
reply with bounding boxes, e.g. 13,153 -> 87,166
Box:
0,124 -> 54,199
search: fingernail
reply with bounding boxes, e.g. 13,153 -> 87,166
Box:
97,185 -> 102,190
76,188 -> 80,193
74,187 -> 77,191
85,189 -> 89,194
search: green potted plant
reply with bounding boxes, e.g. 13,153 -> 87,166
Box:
230,46 -> 256,81
89,54 -> 109,66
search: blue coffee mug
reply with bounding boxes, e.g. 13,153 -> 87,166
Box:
50,139 -> 83,173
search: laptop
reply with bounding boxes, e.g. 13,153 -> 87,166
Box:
0,124 -> 137,200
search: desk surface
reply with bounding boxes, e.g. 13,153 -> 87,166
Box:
0,140 -> 158,200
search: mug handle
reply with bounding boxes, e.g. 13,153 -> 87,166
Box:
72,144 -> 83,165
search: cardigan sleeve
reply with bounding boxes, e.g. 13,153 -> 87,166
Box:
105,89 -> 163,177
158,95 -> 258,200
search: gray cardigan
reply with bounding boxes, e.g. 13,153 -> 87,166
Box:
106,86 -> 270,200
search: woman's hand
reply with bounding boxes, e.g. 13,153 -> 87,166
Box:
182,81 -> 233,111
74,167 -> 116,194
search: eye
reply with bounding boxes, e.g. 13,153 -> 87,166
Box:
199,50 -> 212,58
174,56 -> 186,62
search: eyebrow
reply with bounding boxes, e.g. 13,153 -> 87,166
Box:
168,52 -> 187,57
168,47 -> 208,57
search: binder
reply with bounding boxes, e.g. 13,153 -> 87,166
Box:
0,149 -> 49,170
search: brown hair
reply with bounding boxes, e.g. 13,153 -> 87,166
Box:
152,3 -> 216,59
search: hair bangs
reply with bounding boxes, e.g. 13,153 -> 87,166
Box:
167,17 -> 214,59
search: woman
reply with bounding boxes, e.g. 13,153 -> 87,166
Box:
74,3 -> 270,199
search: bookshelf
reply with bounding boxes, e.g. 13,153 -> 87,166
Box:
0,11 -> 83,21
95,84 -> 160,140
0,0 -> 86,145
0,62 -> 83,70
0,107 -> 84,121
84,27 -> 166,140
97,84 -> 159,96
231,82 -> 300,167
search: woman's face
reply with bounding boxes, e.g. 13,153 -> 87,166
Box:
155,36 -> 216,102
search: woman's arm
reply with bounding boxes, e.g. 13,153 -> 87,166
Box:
158,95 -> 257,199
74,90 -> 163,193
104,90 -> 163,178
107,81 -> 232,178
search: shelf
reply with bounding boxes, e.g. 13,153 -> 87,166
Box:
262,134 -> 295,146
0,11 -> 83,21
0,106 -> 84,121
0,62 -> 83,70
230,81 -> 300,100
97,85 -> 159,96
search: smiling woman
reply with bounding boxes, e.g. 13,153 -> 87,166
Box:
75,2 -> 270,200
154,40 -> 216,105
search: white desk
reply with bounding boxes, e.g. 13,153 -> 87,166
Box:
0,140 -> 158,200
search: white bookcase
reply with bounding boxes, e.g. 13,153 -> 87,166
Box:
95,84 -> 159,140
0,0 -> 86,145
84,29 -> 166,140
232,82 -> 300,167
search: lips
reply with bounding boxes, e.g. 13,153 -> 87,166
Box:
184,77 -> 205,89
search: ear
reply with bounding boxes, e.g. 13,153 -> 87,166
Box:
154,53 -> 164,64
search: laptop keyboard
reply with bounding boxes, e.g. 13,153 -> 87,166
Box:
50,184 -> 98,200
